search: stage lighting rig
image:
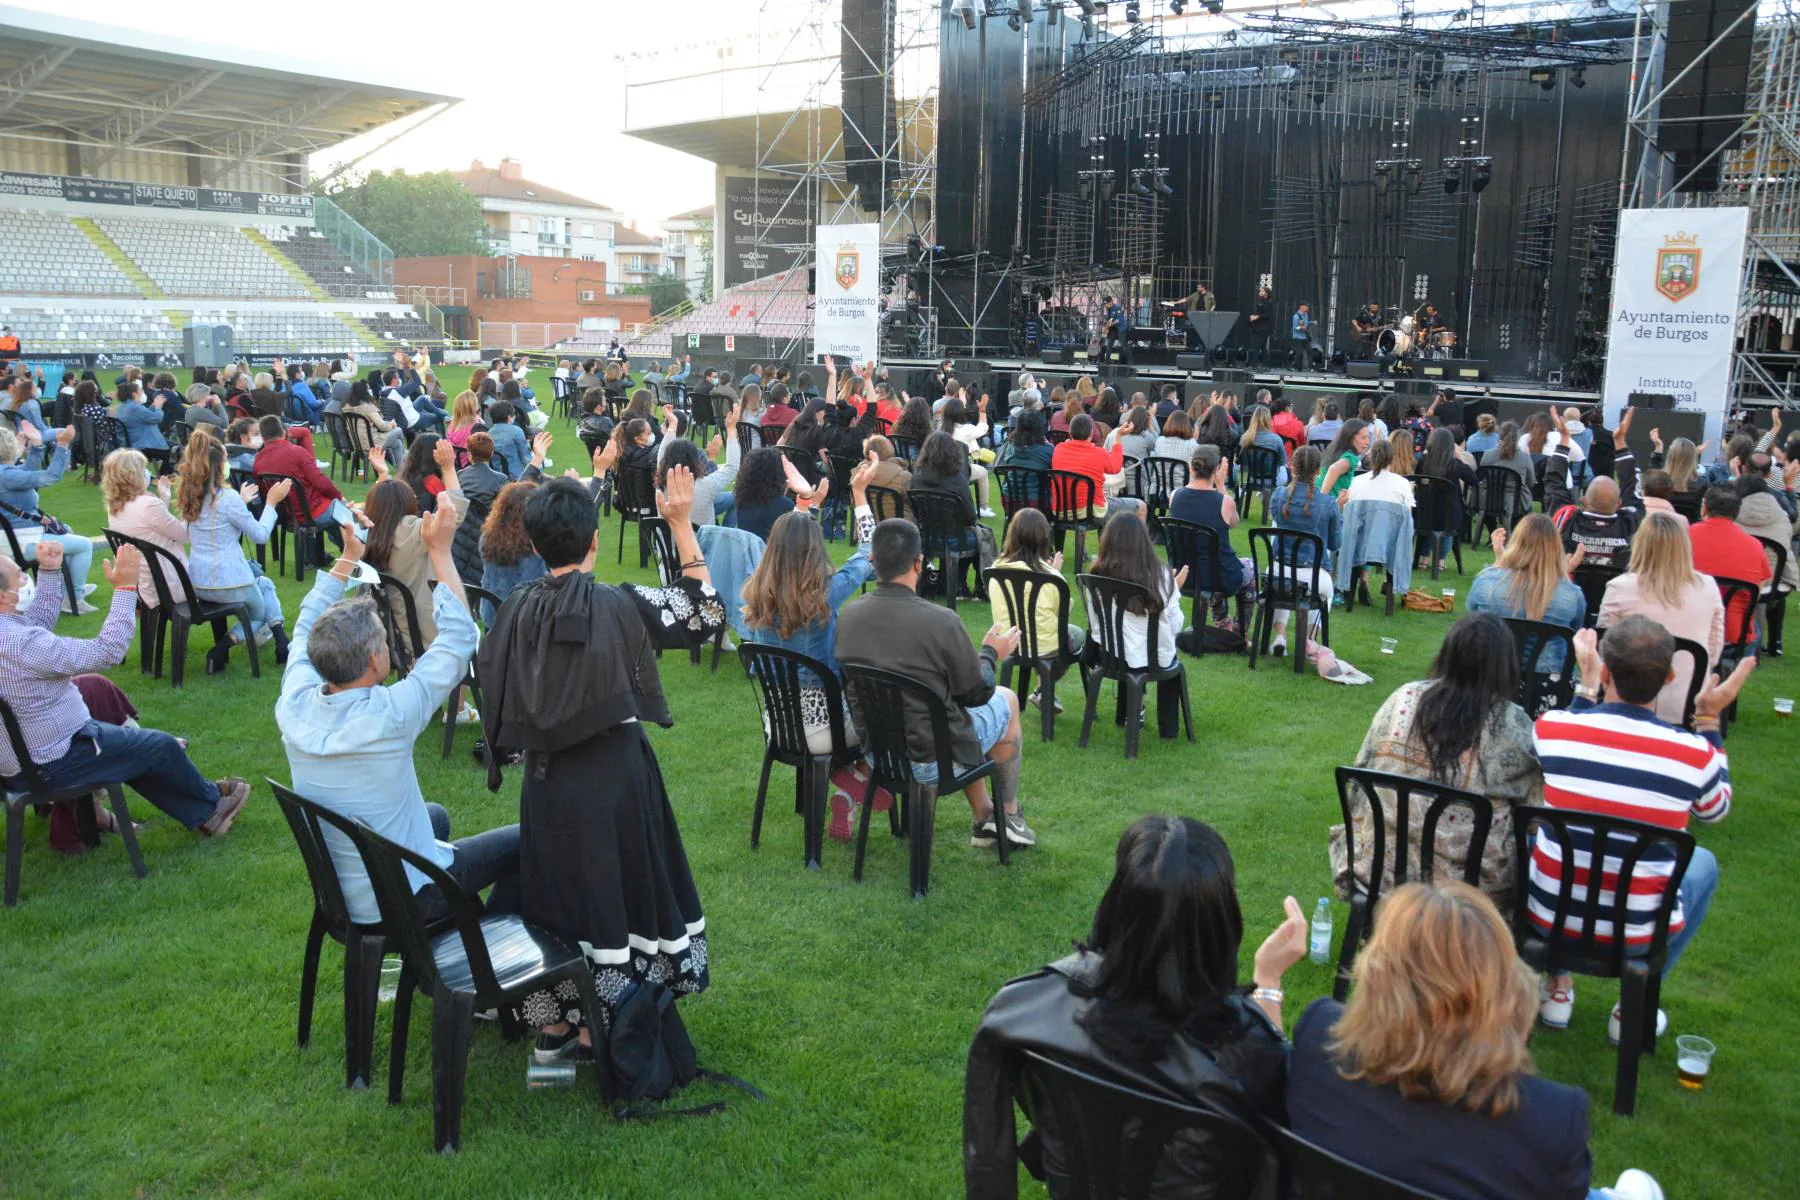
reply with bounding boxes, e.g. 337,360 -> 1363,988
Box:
1131,171 -> 1154,197
951,0 -> 977,29
1125,0 -> 1142,21
1469,156 -> 1493,193
1402,160 -> 1423,195
1202,0 -> 1223,12
1170,0 -> 1185,13
1374,161 -> 1393,196
1529,67 -> 1555,90
1442,157 -> 1462,194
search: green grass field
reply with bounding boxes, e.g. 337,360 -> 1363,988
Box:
2,367 -> 1795,1198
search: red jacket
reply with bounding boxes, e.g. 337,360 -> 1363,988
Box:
1052,438 -> 1125,508
254,435 -> 342,520
1271,411 -> 1307,452
1689,516 -> 1773,644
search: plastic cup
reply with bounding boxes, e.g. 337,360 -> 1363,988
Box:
1441,589 -> 1455,609
1775,697 -> 1794,718
378,956 -> 401,1004
1676,1035 -> 1715,1090
1379,637 -> 1397,655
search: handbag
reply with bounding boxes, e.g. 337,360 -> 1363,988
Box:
601,977 -> 763,1120
1401,588 -> 1453,613
0,498 -> 70,537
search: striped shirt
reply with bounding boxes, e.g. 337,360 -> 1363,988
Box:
1529,700 -> 1729,947
0,571 -> 138,778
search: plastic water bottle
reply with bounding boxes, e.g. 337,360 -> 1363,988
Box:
1309,898 -> 1333,965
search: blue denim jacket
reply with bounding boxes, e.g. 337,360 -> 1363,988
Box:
1336,498 -> 1414,595
114,401 -> 168,450
0,442 -> 68,516
1467,566 -> 1585,671
740,541 -> 874,680
1268,482 -> 1340,567
697,523 -> 766,641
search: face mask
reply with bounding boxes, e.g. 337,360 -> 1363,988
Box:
142,466 -> 154,488
248,435 -> 264,449
13,573 -> 34,612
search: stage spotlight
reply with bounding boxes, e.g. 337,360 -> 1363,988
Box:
1374,163 -> 1392,196
1471,157 -> 1493,193
1529,67 -> 1555,90
1570,66 -> 1586,87
1403,163 -> 1423,195
951,0 -> 977,28
1132,175 -> 1153,198
1008,12 -> 1021,29
1443,160 -> 1461,194
1203,0 -> 1224,12
1154,176 -> 1175,196
1018,0 -> 1033,23
1170,0 -> 1185,13
1125,0 -> 1141,20
1072,0 -> 1096,11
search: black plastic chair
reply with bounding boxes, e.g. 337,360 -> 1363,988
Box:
257,471 -> 327,582
1012,1049 -> 1270,1200
757,421 -> 788,448
1510,805 -> 1695,1117
735,418 -> 757,461
613,462 -> 658,567
1049,470 -> 1105,574
985,566 -> 1080,741
1246,528 -> 1331,674
0,510 -> 79,616
994,464 -> 1051,528
909,489 -> 978,610
739,643 -> 871,870
324,806 -> 603,1152
271,781 -> 395,1090
889,434 -> 921,465
1473,465 -> 1524,543
1501,617 -> 1579,717
1754,535 -> 1790,655
1235,445 -> 1285,523
644,517 -> 728,671
1137,456 -> 1189,533
102,529 -> 260,687
1261,1119 -> 1450,1199
2,695 -> 145,907
374,571 -> 481,759
1076,574 -> 1195,759
1162,517 -> 1250,654
842,664 -> 1003,896
1408,473 -> 1465,578
1570,560 -> 1623,630
865,483 -> 907,524
1331,767 -> 1492,1001
338,411 -> 380,481
1715,574 -> 1762,669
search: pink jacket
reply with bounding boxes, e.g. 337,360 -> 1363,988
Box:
1598,572 -> 1725,725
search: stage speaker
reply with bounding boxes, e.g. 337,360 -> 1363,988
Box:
1394,378 -> 1436,395
1040,348 -> 1067,365
841,0 -> 895,213
1629,391 -> 1678,410
1418,359 -> 1489,381
1661,0 -> 1755,192
1212,368 -> 1252,384
1344,360 -> 1381,380
1175,354 -> 1208,371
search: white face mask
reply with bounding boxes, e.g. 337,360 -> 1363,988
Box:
248,435 -> 264,449
11,572 -> 34,612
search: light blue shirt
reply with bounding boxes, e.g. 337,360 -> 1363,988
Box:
0,442 -> 67,516
186,487 -> 278,593
1292,310 -> 1313,339
276,571 -> 478,924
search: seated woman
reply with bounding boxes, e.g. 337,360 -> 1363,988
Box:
1288,880 -> 1663,1200
476,473 -> 724,1062
1465,411 -> 1500,455
734,446 -> 824,543
395,433 -> 461,514
660,402 -> 741,527
364,440 -> 471,663
341,379 -> 405,464
1479,421 -> 1536,526
1237,404 -> 1291,485
987,507 -> 1085,680
909,430 -> 991,574
1468,513 -> 1585,670
965,814 -> 1307,1199
443,389 -> 483,467
889,394 -> 934,450
996,409 -> 1054,507
1153,408 -> 1201,465
1597,512 -> 1724,726
3,376 -> 52,440
1048,388 -> 1084,435
176,433 -> 292,660
1418,426 -> 1477,568
1167,444 -> 1255,630
1265,445 -> 1364,682
101,447 -> 189,610
224,418 -> 260,475
0,422 -> 95,611
1343,438 -> 1414,508
1087,510 -> 1187,738
1317,418 -> 1372,504
1106,405 -> 1157,473
479,480 -> 544,624
940,396 -> 995,517
741,456 -> 880,840
1336,613 -> 1541,908
112,380 -> 171,471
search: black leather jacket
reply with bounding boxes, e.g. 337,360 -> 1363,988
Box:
964,952 -> 1285,1200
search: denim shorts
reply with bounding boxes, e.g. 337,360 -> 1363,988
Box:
912,689 -> 1012,784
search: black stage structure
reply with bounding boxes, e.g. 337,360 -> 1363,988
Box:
927,3 -> 1640,386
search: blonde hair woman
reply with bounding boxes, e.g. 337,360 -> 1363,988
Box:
176,430 -> 291,653
444,389 -> 482,465
1286,881 -> 1663,1200
1469,513 -> 1585,629
1598,511 -> 1725,724
1387,428 -> 1416,478
101,447 -> 187,606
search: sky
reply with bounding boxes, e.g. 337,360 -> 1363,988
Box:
39,0 -> 831,228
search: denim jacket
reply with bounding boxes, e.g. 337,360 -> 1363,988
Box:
1336,498 -> 1414,595
696,523 -> 766,641
736,510 -> 876,679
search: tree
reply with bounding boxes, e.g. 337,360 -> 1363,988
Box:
315,170 -> 486,258
625,271 -> 690,317
693,218 -> 715,303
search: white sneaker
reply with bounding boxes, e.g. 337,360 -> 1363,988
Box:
1539,979 -> 1575,1029
978,507 -> 996,519
315,459 -> 331,470
1607,1003 -> 1668,1047
1270,633 -> 1288,657
1607,1169 -> 1665,1200
454,701 -> 480,726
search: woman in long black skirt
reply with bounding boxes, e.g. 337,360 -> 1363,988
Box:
478,463 -> 725,1059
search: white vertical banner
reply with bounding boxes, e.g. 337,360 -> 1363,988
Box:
1602,206 -> 1749,447
814,222 -> 881,363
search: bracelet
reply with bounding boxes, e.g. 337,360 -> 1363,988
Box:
1251,987 -> 1285,1006
678,557 -> 707,571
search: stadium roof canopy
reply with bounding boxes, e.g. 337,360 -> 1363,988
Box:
0,4 -> 459,186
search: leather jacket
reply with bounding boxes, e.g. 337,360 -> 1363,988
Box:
964,952 -> 1285,1200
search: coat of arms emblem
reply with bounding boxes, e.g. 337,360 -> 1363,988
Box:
1656,232 -> 1700,302
835,245 -> 859,289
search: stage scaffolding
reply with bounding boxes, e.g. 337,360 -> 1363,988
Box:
749,0 -> 941,360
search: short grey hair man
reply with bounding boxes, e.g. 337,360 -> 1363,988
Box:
303,593 -> 390,686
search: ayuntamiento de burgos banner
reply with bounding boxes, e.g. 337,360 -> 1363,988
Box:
814,222 -> 881,365
1602,206 -> 1748,447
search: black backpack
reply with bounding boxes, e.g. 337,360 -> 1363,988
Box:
601,979 -> 763,1119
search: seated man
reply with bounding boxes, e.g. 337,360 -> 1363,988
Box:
0,541 -> 248,835
484,402 -> 533,481
1531,618 -> 1752,1041
1544,406 -> 1640,570
275,505 -> 518,925
1688,485 -> 1773,647
381,368 -> 443,436
1050,414 -> 1143,516
252,415 -> 353,531
836,518 -> 1033,848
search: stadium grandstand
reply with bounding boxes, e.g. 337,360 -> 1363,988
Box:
0,6 -> 458,372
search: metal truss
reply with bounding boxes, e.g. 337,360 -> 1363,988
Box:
87,70 -> 226,171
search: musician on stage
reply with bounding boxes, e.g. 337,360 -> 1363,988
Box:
1162,283 -> 1217,313
1247,287 -> 1274,368
1289,303 -> 1316,371
1350,303 -> 1383,349
1416,303 -> 1446,336
1101,294 -> 1126,354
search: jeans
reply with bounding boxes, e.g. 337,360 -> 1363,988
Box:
913,690 -> 1012,785
15,528 -> 94,593
9,719 -> 220,829
1662,845 -> 1718,977
419,803 -> 523,919
197,564 -> 284,632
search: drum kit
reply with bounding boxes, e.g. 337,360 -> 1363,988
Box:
1367,305 -> 1457,363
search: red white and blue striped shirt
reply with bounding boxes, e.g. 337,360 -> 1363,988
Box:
1529,700 -> 1729,947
